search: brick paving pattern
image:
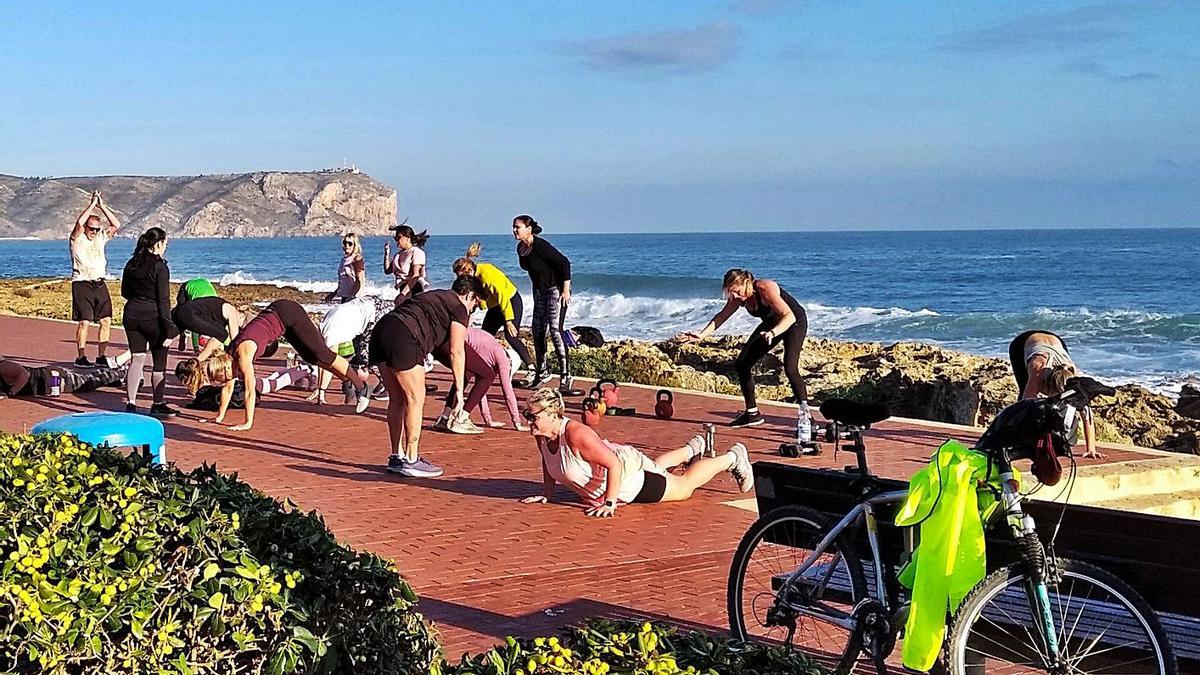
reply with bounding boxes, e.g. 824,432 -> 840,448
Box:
0,315 -> 1143,658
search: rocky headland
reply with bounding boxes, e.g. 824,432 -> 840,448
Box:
0,170 -> 397,239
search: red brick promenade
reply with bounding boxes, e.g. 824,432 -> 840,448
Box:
0,315 -> 1137,658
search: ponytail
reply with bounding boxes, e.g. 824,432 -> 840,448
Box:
126,227 -> 167,271
453,242 -> 483,277
393,225 -> 430,248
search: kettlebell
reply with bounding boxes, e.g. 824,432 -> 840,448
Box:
598,378 -> 620,407
588,387 -> 607,416
581,397 -> 602,427
654,389 -> 674,419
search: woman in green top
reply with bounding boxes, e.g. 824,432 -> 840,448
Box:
453,242 -> 533,370
175,278 -> 220,352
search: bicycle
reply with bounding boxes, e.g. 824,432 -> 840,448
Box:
727,377 -> 1177,675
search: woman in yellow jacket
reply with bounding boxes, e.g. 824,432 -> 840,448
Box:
453,243 -> 533,372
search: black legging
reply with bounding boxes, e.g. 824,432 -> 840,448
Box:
1008,329 -> 1068,395
735,318 -> 808,410
480,290 -> 533,367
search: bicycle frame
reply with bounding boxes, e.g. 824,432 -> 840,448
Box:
777,488 -> 910,630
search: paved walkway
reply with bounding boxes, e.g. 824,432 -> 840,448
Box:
0,314 -> 1145,658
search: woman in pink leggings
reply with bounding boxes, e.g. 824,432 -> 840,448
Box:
431,327 -> 525,434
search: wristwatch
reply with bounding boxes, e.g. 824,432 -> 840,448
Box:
604,499 -> 618,509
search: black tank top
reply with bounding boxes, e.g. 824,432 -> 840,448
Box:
745,283 -> 802,321
172,296 -> 231,340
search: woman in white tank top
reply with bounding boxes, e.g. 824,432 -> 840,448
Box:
1008,330 -> 1099,459
518,387 -> 757,518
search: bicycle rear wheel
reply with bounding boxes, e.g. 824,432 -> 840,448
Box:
728,505 -> 868,674
945,558 -> 1176,675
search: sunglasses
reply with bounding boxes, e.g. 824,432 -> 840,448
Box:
521,408 -> 545,423
86,227 -> 102,233
342,241 -> 354,247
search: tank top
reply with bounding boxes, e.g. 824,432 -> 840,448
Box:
70,231 -> 109,281
537,419 -> 658,506
228,308 -> 285,361
336,253 -> 364,298
744,281 -> 802,321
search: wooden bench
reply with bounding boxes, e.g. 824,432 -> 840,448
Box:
752,461 -> 1200,662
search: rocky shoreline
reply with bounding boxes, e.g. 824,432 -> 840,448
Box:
3,277 -> 1196,454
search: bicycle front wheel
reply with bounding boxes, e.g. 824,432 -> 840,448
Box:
946,558 -> 1176,675
728,505 -> 868,674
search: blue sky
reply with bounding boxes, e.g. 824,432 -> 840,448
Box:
1,1 -> 1196,232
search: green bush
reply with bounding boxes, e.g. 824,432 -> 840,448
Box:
438,618 -> 825,675
0,433 -> 439,674
568,348 -> 632,383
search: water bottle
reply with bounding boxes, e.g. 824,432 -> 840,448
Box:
797,401 -> 812,445
49,370 -> 62,397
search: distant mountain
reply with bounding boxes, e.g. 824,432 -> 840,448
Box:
0,170 -> 398,239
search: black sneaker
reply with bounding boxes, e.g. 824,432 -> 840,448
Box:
124,402 -> 137,413
524,370 -> 549,389
75,356 -> 94,368
728,410 -> 765,428
95,355 -> 114,369
149,403 -> 179,418
385,455 -> 409,474
371,383 -> 389,400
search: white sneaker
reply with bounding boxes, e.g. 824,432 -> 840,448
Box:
684,434 -> 707,465
447,411 -> 483,435
354,387 -> 370,414
729,443 -> 754,493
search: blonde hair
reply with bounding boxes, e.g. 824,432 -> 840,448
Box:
1042,364 -> 1077,396
527,387 -> 565,418
341,232 -> 363,258
722,268 -> 754,298
453,242 -> 483,277
177,353 -> 234,395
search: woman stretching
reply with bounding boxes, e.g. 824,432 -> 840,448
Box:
188,299 -> 369,430
453,242 -> 534,371
384,224 -> 430,304
519,388 -> 755,518
175,278 -> 222,352
120,227 -> 180,416
172,293 -> 244,352
369,275 -> 483,478
512,215 -> 571,389
328,232 -> 367,303
431,326 -> 526,434
1009,330 -> 1099,458
678,269 -> 809,428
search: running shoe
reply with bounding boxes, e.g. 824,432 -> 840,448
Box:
684,434 -> 708,465
75,356 -> 94,369
149,402 -> 179,418
432,415 -> 450,432
124,402 -> 137,413
370,383 -> 389,400
406,456 -> 444,478
728,410 -> 765,428
385,455 -> 409,474
728,443 -> 754,493
523,369 -> 549,389
354,386 -> 370,414
94,355 -> 114,369
447,412 -> 484,435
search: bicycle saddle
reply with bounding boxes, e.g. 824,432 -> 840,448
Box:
820,398 -> 890,427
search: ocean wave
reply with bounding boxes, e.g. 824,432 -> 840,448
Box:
210,271 -> 401,299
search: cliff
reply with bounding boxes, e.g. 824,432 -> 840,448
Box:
0,170 -> 398,239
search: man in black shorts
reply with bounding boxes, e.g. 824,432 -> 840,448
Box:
68,192 -> 122,368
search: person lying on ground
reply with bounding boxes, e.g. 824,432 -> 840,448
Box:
1,352 -> 130,398
519,387 -> 755,518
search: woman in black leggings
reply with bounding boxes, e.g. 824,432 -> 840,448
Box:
120,227 -> 180,416
678,268 -> 808,428
512,214 -> 571,389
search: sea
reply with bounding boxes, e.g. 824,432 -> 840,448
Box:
2,229 -> 1197,396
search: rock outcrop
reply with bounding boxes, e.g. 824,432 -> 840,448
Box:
570,336 -> 1200,455
0,170 -> 397,239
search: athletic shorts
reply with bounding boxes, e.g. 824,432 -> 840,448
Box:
632,471 -> 668,504
368,314 -> 424,371
71,280 -> 113,322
